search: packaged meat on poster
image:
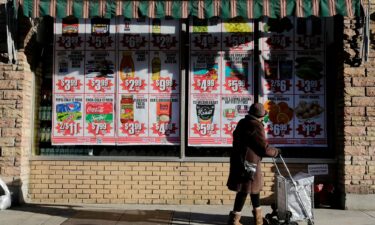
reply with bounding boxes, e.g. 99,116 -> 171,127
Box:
85,51 -> 116,93
259,17 -> 294,51
149,51 -> 179,94
295,51 -> 325,95
222,17 -> 254,51
295,17 -> 325,51
52,94 -> 84,144
149,94 -> 180,145
54,50 -> 85,94
85,18 -> 116,50
263,96 -> 294,138
222,52 -> 253,94
150,19 -> 179,51
55,17 -> 85,51
84,95 -> 115,143
260,51 -> 294,95
117,17 -> 149,50
189,17 -> 221,51
117,94 -> 148,144
221,95 -> 253,144
118,50 -> 148,93
294,95 -> 325,139
189,94 -> 220,146
190,52 -> 220,94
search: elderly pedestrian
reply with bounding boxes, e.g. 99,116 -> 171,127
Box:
227,102 -> 280,225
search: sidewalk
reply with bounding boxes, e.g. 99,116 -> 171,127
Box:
0,203 -> 374,225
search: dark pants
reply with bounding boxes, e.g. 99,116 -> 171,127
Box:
233,192 -> 260,212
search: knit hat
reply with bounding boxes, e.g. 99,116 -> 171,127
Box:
248,103 -> 267,118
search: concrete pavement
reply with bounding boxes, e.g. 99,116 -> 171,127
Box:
0,203 -> 374,225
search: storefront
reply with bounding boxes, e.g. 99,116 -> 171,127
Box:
0,0 -> 374,210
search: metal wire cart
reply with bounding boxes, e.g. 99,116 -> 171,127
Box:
265,155 -> 315,225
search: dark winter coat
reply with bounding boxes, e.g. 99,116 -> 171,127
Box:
227,115 -> 278,194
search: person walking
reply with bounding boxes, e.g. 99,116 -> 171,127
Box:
227,103 -> 280,225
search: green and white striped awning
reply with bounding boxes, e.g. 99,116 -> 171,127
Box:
20,0 -> 361,19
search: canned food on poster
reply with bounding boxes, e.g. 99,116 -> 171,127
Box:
55,17 -> 85,50
118,17 -> 149,50
150,19 -> 179,50
222,17 -> 254,51
191,52 -> 220,93
85,18 -> 116,50
118,51 -> 148,93
150,51 -> 179,93
222,52 -> 252,94
190,17 -> 221,50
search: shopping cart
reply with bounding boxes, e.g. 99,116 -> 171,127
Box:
264,155 -> 315,225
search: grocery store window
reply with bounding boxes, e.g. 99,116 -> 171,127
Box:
33,16 -> 339,159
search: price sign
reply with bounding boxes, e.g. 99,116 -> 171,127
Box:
223,122 -> 237,135
57,77 -> 83,92
121,121 -> 146,136
296,36 -> 322,49
297,122 -> 323,137
192,123 -> 219,136
192,34 -> 219,49
57,36 -> 83,49
267,124 -> 291,137
296,80 -> 321,93
266,80 -> 291,93
152,34 -> 178,49
266,35 -> 291,49
121,78 -> 146,92
87,122 -> 111,135
121,34 -> 146,49
151,122 -> 178,136
224,34 -> 251,49
56,122 -> 81,136
152,78 -> 177,92
87,78 -> 114,92
193,77 -> 218,93
224,78 -> 248,93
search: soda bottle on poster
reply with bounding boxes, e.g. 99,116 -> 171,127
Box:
152,52 -> 161,81
120,52 -> 135,81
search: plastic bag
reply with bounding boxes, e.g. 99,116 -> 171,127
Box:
0,177 -> 11,210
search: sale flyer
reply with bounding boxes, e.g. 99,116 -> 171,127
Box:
52,94 -> 84,145
118,50 -> 148,93
150,19 -> 180,51
190,52 -> 221,94
84,94 -> 115,144
190,17 -> 221,51
260,51 -> 294,95
295,51 -> 325,95
222,52 -> 253,94
117,17 -> 149,50
295,17 -> 325,51
149,94 -> 180,144
117,94 -> 149,144
259,17 -> 295,51
221,95 -> 253,144
54,50 -> 85,94
85,18 -> 116,50
188,94 -> 221,146
55,17 -> 85,51
149,51 -> 179,94
222,17 -> 254,51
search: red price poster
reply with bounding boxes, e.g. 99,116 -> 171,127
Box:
84,51 -> 116,93
260,51 -> 294,95
294,95 -> 326,144
54,17 -> 85,51
84,94 -> 115,144
54,50 -> 85,94
221,95 -> 253,145
190,17 -> 221,51
295,17 -> 325,51
117,94 -> 149,144
259,17 -> 294,51
149,94 -> 180,144
295,51 -> 325,95
85,18 -> 116,50
188,94 -> 221,146
222,52 -> 253,94
52,94 -> 84,145
222,17 -> 254,51
150,19 -> 179,51
117,17 -> 149,51
150,51 -> 179,94
190,52 -> 221,94
118,50 -> 148,94
263,96 -> 294,143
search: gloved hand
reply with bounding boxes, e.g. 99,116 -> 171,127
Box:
275,148 -> 282,157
